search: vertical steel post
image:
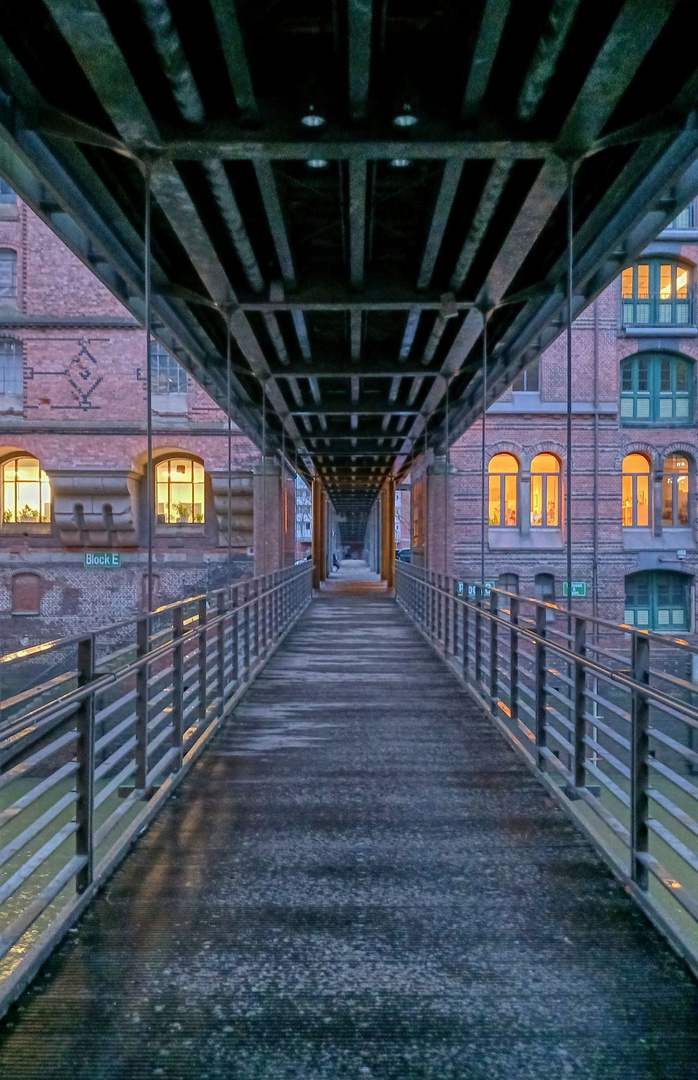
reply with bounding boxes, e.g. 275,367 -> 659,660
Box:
490,589 -> 498,713
566,161 -> 574,614
217,592 -> 226,709
509,594 -> 519,722
631,631 -> 650,889
226,314 -> 233,588
198,597 -> 208,723
572,616 -> 587,788
172,604 -> 184,768
243,581 -> 251,678
75,634 -> 95,893
475,586 -> 483,688
135,615 -> 149,792
462,594 -> 469,683
142,164 -> 156,613
535,604 -> 547,771
480,311 -> 488,592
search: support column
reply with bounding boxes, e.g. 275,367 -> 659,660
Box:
312,478 -> 326,589
380,486 -> 389,581
253,457 -> 283,577
386,479 -> 395,589
282,467 -> 296,567
426,456 -> 455,576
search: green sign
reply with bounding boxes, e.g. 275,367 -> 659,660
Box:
562,580 -> 586,598
84,552 -> 121,568
458,580 -> 495,597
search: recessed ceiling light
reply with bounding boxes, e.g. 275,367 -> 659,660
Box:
307,159 -> 329,169
393,104 -> 417,128
390,158 -> 410,168
301,106 -> 325,128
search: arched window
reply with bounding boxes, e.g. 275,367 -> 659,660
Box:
625,571 -> 691,631
11,573 -> 40,615
530,454 -> 560,527
620,353 -> 693,424
0,339 -> 22,398
2,456 -> 51,523
622,454 -> 650,527
662,454 -> 690,527
0,250 -> 17,302
488,453 -> 518,527
621,260 -> 691,325
156,457 -> 204,524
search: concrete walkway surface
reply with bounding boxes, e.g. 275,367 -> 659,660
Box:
0,561 -> 696,1079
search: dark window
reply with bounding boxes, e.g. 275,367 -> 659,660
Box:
662,454 -> 690,527
512,358 -> 539,392
12,573 -> 40,615
0,179 -> 16,204
151,344 -> 187,395
625,571 -> 691,631
621,260 -> 692,326
0,339 -> 22,396
666,201 -> 695,230
497,573 -> 519,593
534,572 -> 555,622
620,353 -> 693,425
0,250 -> 17,300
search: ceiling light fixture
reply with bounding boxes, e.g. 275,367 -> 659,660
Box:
307,158 -> 329,169
301,105 -> 326,128
393,103 -> 417,127
390,158 -> 410,168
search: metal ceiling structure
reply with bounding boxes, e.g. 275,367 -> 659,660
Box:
2,1 -> 698,541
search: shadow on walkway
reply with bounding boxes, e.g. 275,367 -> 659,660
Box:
0,569 -> 696,1079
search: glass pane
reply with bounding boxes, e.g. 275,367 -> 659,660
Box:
658,304 -> 672,324
660,359 -> 671,392
531,453 -> 559,474
504,475 -> 517,526
636,397 -> 650,418
622,475 -> 633,526
531,475 -> 542,527
677,473 -> 689,526
660,265 -> 672,300
637,265 -> 649,299
675,362 -> 687,392
546,475 -> 559,527
635,302 -> 650,324
658,397 -> 673,418
676,267 -> 688,298
624,609 -> 635,624
672,609 -> 685,625
620,396 -> 634,417
656,609 -> 670,626
675,302 -> 689,323
488,474 -> 501,526
637,359 -> 648,392
636,609 -> 649,626
16,457 -> 39,481
622,302 -> 634,324
621,363 -> 633,392
662,476 -> 673,524
636,476 -> 649,527
489,453 -> 518,474
624,453 -> 649,473
675,397 -> 689,418
621,268 -> 633,298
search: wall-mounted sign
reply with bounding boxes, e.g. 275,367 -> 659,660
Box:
84,552 -> 121,568
562,580 -> 586,598
458,580 -> 495,597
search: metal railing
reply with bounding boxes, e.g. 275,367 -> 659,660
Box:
0,562 -> 312,1015
395,563 -> 698,976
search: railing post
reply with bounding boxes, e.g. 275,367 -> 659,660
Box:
462,592 -> 469,683
535,604 -> 547,771
172,604 -> 184,770
509,594 -> 519,723
198,598 -> 208,723
254,579 -> 261,661
75,634 -> 95,894
231,585 -> 240,687
572,616 -> 587,790
474,586 -> 483,688
135,615 -> 150,793
631,631 -> 650,890
216,592 -> 226,711
243,581 -> 251,677
489,589 -> 498,714
444,576 -> 450,654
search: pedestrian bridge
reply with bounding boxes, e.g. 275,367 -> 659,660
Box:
0,562 -> 697,1078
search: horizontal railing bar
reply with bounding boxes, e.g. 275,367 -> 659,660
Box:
0,761 -> 78,828
0,821 -> 77,908
0,855 -> 87,966
0,790 -> 77,871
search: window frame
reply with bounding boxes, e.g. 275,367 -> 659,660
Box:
512,357 -> 540,393
620,259 -> 693,326
621,453 -> 651,528
488,453 -> 519,528
0,249 -> 17,302
530,453 -> 561,528
1,455 -> 52,524
0,338 -> 22,397
661,453 -> 691,528
624,570 -> 691,632
620,352 -> 693,426
151,344 -> 187,396
155,456 -> 205,525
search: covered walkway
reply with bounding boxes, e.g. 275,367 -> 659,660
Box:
0,563 -> 696,1079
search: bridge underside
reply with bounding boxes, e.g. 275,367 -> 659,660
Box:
0,564 -> 696,1077
3,1 -> 698,537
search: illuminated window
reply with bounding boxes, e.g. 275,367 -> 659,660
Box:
0,339 -> 22,397
625,571 -> 690,631
2,456 -> 51,523
151,343 -> 187,395
156,458 -> 204,524
488,453 -> 518,527
620,261 -> 692,326
512,358 -> 539,392
620,353 -> 693,425
662,454 -> 690,527
622,454 -> 650,528
0,250 -> 17,301
530,453 -> 560,528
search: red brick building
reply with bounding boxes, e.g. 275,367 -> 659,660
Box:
414,201 -> 698,636
0,188 -> 295,651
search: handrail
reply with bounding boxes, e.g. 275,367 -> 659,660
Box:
394,561 -> 698,980
0,561 -> 313,1018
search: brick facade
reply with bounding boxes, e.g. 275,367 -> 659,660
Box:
0,197 -> 276,652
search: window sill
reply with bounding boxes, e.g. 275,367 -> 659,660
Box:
620,326 -> 698,337
0,394 -> 22,414
623,527 -> 695,552
155,524 -> 205,538
488,528 -> 564,551
1,522 -> 51,535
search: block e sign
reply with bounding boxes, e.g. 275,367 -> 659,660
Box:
84,552 -> 121,568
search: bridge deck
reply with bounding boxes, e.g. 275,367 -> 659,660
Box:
0,562 -> 696,1079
